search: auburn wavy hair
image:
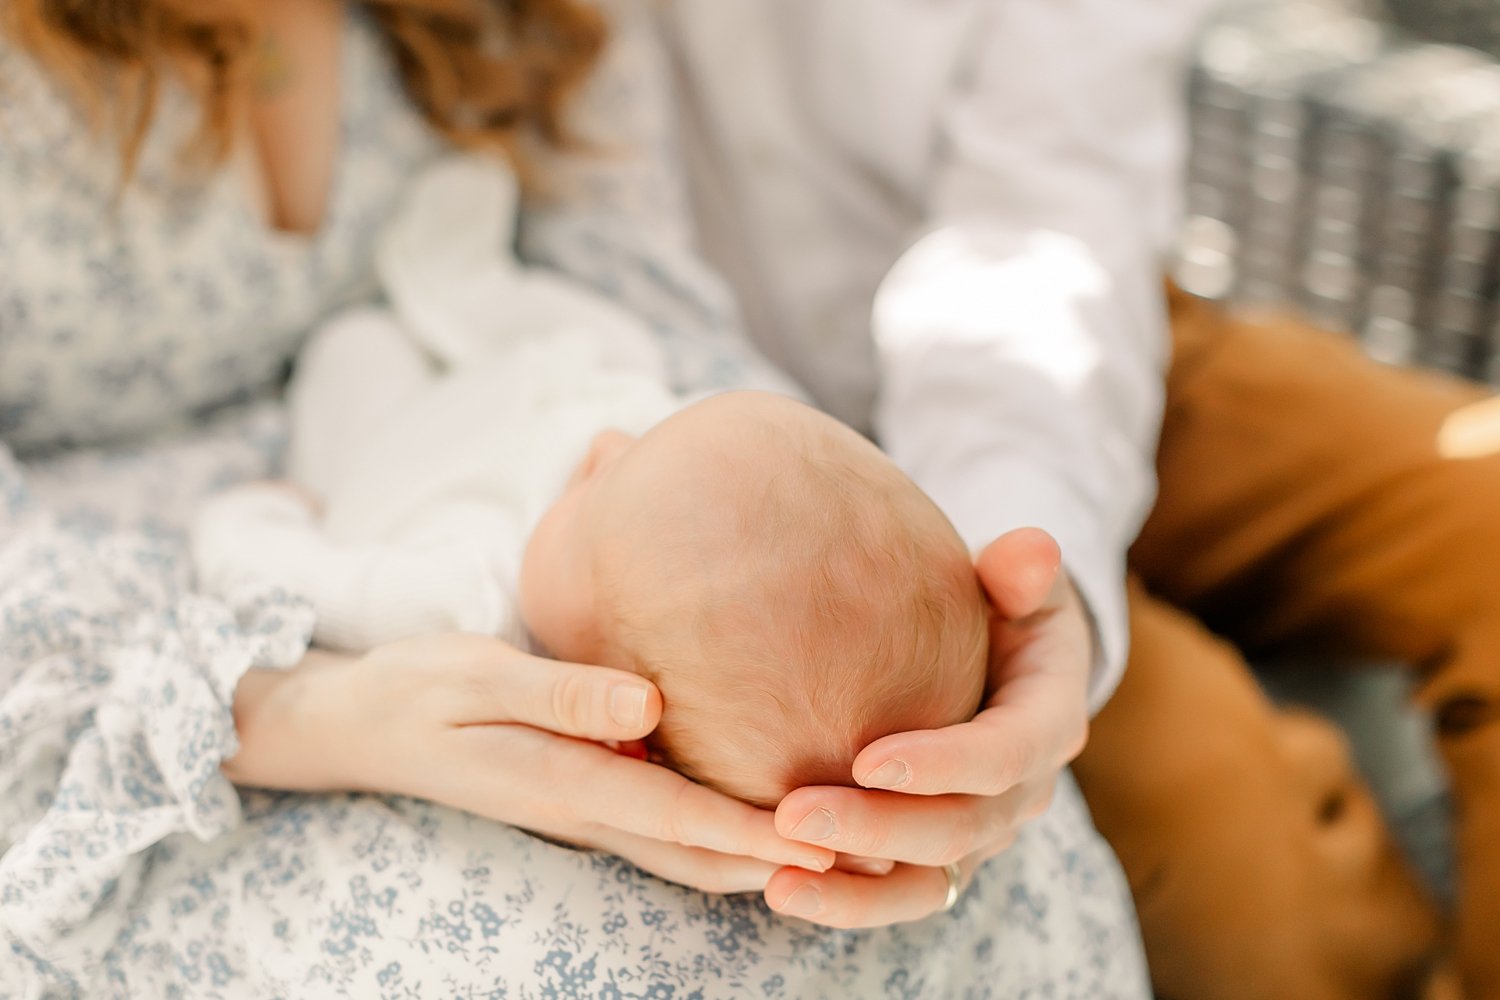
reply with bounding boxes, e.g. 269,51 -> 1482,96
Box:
1,0 -> 606,180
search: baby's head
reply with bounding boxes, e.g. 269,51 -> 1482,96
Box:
521,391 -> 989,806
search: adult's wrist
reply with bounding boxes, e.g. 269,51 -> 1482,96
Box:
223,650 -> 355,791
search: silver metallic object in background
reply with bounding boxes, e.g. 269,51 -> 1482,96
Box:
1384,0 -> 1500,60
1175,0 -> 1500,382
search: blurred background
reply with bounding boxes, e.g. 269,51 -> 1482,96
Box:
1172,0 -> 1500,911
1177,0 -> 1500,380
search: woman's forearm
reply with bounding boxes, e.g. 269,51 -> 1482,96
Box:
223,651 -> 354,791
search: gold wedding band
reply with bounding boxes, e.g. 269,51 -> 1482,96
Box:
940,862 -> 963,912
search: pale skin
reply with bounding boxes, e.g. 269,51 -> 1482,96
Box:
224,0 -> 1096,926
518,393 -> 991,809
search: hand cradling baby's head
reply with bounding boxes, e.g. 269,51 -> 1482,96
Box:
563,391 -> 990,808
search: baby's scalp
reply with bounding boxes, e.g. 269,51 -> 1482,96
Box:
589,392 -> 989,807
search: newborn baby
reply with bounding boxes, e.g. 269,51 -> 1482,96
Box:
519,390 -> 989,805
195,155 -> 988,806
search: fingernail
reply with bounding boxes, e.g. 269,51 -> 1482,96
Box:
797,855 -> 830,873
777,884 -> 821,918
843,857 -> 895,877
609,684 -> 648,729
862,759 -> 911,790
790,807 -> 837,843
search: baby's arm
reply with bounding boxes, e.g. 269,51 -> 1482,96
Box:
192,485 -> 522,652
287,307 -> 434,498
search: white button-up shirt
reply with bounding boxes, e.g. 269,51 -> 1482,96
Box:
663,0 -> 1215,708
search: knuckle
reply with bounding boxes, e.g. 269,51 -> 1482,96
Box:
455,666 -> 494,714
660,780 -> 696,846
443,646 -> 500,713
1016,739 -> 1046,781
840,821 -> 885,859
984,744 -> 1032,796
981,803 -> 1022,847
975,770 -> 1009,798
934,809 -> 980,866
549,671 -> 592,732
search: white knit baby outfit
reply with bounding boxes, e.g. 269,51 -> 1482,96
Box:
192,155 -> 677,651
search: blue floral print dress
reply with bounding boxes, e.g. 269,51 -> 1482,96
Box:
0,2 -> 1150,996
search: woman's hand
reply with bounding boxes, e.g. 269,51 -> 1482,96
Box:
225,635 -> 836,893
765,527 -> 1093,927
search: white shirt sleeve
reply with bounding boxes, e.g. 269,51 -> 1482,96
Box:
873,0 -> 1211,713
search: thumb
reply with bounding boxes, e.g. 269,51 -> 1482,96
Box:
976,528 -> 1061,620
538,658 -> 663,742
468,644 -> 663,741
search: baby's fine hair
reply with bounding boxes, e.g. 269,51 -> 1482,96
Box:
600,400 -> 990,808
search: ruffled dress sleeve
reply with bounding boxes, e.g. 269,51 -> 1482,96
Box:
0,12 -> 423,968
0,420 -> 314,974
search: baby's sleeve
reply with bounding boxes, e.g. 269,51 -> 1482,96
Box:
517,0 -> 801,400
193,486 -> 526,653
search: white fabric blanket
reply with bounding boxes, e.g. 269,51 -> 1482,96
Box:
191,156 -> 678,652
